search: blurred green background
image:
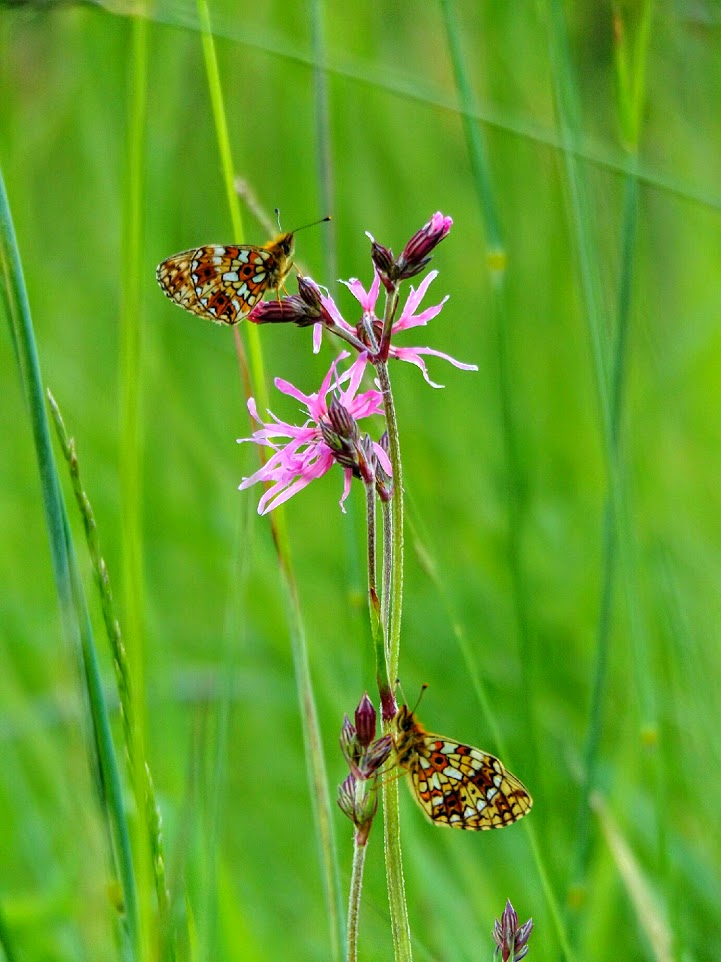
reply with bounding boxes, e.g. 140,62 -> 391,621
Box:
2,1 -> 720,959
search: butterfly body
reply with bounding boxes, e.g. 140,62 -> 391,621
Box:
392,705 -> 532,830
156,231 -> 296,325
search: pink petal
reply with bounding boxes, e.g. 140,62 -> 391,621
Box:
320,291 -> 353,331
274,377 -> 313,406
372,442 -> 393,477
402,270 -> 438,317
312,322 -> 323,354
342,276 -> 372,310
389,348 -> 445,388
406,346 -> 479,372
394,296 -> 449,332
338,468 -> 353,513
339,352 -> 370,403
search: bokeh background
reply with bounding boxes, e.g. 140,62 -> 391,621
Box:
2,1 -> 720,960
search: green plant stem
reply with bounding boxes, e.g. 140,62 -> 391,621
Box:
380,499 -> 393,690
381,779 -> 411,962
310,0 -> 337,283
438,0 -> 537,781
346,835 -> 368,962
196,9 -> 343,956
120,13 -> 152,960
371,349 -> 411,961
365,478 -> 388,705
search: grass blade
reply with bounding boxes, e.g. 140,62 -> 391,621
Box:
0,164 -> 139,953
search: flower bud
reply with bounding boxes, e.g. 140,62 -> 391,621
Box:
493,899 -> 533,961
248,296 -> 311,325
374,432 -> 393,502
320,398 -> 364,475
337,773 -> 358,822
396,212 -> 452,281
297,274 -> 323,310
339,713 -> 359,767
367,232 -> 397,292
354,693 -> 377,748
356,434 -> 377,487
358,733 -> 393,777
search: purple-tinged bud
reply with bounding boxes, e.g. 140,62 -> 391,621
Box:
337,772 -> 379,838
396,212 -> 452,281
357,434 -> 377,486
337,773 -> 358,822
374,432 -> 393,502
339,714 -> 359,767
358,733 -> 393,777
248,296 -> 311,326
367,232 -> 396,292
297,275 -> 323,310
320,398 -> 364,475
493,900 -> 533,961
354,693 -> 377,748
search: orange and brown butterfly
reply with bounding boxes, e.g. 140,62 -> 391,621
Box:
392,703 -> 532,830
156,216 -> 330,326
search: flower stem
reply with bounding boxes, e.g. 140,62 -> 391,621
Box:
372,344 -> 411,961
346,834 -> 368,962
374,359 -> 404,691
366,479 -> 388,704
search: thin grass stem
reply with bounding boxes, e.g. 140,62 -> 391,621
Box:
346,836 -> 368,962
120,14 -> 153,959
195,4 -> 343,957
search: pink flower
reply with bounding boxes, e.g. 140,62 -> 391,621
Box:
238,353 -> 390,514
318,269 -> 478,388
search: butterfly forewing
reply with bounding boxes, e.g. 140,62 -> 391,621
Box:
393,706 -> 532,830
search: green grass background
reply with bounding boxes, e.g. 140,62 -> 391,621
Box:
1,1 -> 720,959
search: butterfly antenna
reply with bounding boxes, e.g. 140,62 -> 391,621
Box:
274,207 -> 282,231
288,214 -> 332,235
409,683 -> 429,714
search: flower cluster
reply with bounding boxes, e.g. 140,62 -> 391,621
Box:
493,900 -> 534,961
337,694 -> 392,844
239,213 -> 477,513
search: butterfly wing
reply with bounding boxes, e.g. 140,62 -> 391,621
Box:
406,732 -> 533,830
156,244 -> 277,325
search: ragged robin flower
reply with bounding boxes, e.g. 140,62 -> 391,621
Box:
336,268 -> 478,387
237,353 -> 391,514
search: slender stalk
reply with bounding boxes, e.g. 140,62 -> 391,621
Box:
381,778 -> 411,962
380,499 -> 393,682
310,0 -> 337,283
545,0 -> 655,929
120,14 -> 152,959
196,4 -> 344,957
438,0 -> 538,783
372,344 -> 411,961
346,835 -> 369,962
365,479 -> 388,705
